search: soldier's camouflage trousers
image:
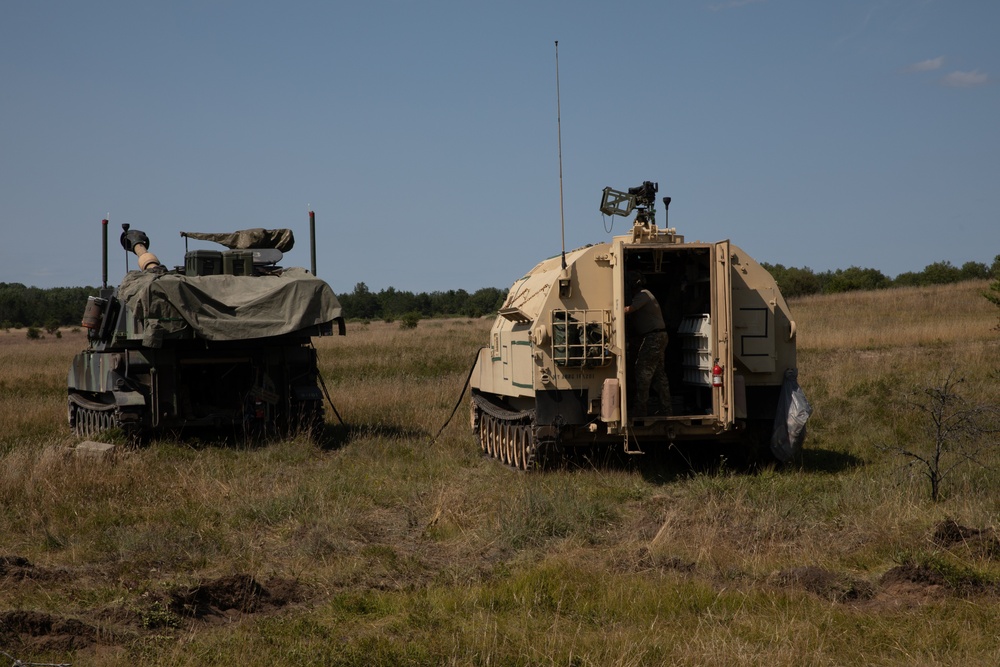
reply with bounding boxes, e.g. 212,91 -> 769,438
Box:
633,331 -> 671,417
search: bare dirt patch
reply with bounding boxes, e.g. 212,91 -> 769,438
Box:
933,518 -> 1000,559
772,557 -> 1000,609
168,574 -> 303,620
771,565 -> 875,602
1,566 -> 306,660
0,610 -> 98,653
874,563 -> 950,607
0,555 -> 70,583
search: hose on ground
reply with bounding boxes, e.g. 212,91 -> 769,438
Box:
430,348 -> 485,445
316,371 -> 345,426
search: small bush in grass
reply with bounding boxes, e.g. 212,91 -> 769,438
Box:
885,371 -> 1000,501
25,326 -> 41,340
400,312 -> 421,330
986,275 -> 1000,329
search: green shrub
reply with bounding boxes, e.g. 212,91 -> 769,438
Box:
399,311 -> 421,329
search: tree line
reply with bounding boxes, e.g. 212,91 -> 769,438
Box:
2,256 -> 998,329
761,257 -> 1000,299
0,284 -> 97,330
335,283 -> 506,322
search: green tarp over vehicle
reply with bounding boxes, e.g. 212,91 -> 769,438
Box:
118,267 -> 341,347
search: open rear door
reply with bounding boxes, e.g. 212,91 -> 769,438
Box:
713,241 -> 736,429
611,237 -> 628,426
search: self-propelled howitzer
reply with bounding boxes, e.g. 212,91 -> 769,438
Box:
68,221 -> 344,440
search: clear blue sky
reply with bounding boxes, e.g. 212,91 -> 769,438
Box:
2,0 -> 997,293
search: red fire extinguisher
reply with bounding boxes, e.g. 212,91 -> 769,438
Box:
712,359 -> 723,388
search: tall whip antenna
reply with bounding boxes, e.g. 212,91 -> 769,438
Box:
555,40 -> 566,270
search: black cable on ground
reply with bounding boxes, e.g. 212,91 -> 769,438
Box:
316,371 -> 345,426
430,348 -> 485,445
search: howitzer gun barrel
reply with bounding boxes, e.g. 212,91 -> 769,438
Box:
120,227 -> 161,271
132,243 -> 161,271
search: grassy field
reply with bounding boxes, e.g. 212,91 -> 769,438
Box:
1,281 -> 999,666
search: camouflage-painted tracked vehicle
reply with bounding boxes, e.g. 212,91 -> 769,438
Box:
68,220 -> 344,440
470,181 -> 810,469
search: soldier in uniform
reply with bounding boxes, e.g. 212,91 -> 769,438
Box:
624,271 -> 672,417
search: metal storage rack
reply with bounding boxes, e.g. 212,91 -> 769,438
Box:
678,314 -> 712,386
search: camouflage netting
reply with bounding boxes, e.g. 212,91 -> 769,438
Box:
118,267 -> 341,347
181,228 -> 295,251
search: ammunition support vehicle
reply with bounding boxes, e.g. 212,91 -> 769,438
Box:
470,182 -> 807,468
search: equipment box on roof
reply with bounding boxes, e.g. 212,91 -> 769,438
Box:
223,250 -> 254,276
185,250 -> 222,276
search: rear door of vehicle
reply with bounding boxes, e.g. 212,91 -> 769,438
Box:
611,237 -> 628,425
713,241 -> 736,428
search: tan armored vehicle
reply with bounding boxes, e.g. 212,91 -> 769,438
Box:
470,181 -> 809,469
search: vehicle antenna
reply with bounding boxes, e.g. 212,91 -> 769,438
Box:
122,222 -> 131,273
555,40 -> 566,270
102,216 -> 109,290
309,209 -> 317,277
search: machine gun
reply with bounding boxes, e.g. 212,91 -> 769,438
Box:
599,181 -> 671,228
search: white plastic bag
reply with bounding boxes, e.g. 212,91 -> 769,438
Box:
770,368 -> 812,462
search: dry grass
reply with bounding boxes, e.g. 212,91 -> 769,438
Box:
794,280 -> 996,351
0,328 -> 75,445
1,288 -> 999,666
